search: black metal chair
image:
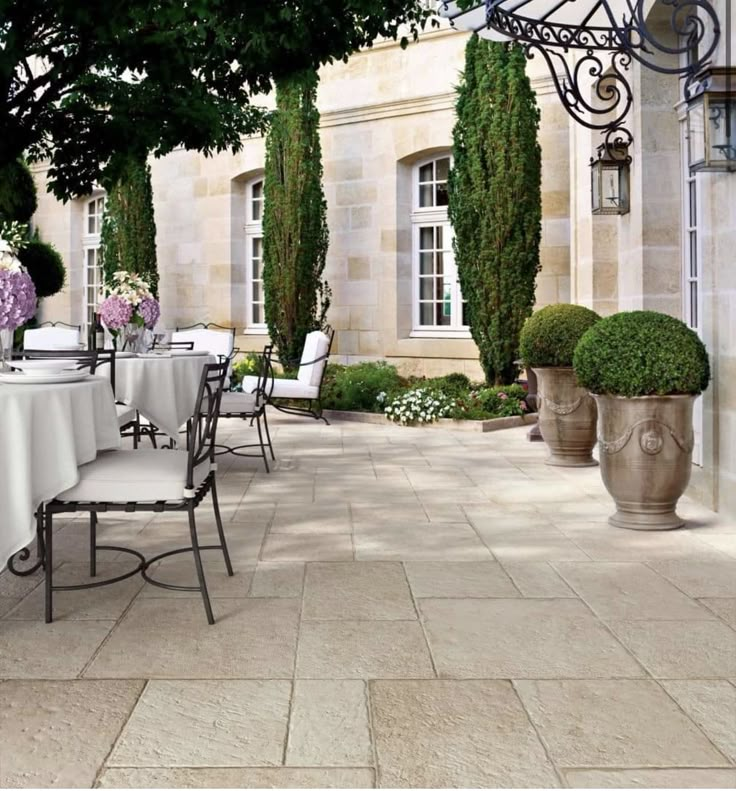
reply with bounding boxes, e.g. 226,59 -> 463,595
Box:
215,345 -> 276,472
34,360 -> 231,625
150,339 -> 195,352
240,328 -> 335,424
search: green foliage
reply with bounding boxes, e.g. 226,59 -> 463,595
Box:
0,159 -> 37,222
321,361 -> 402,412
263,69 -> 330,370
431,372 -> 472,396
448,384 -> 529,419
18,237 -> 65,298
449,36 -> 542,385
100,156 -> 158,296
519,303 -> 601,368
1,1 -> 433,199
230,353 -> 267,391
573,311 -> 711,397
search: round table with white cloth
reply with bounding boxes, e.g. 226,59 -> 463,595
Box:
101,353 -> 217,441
0,376 -> 120,567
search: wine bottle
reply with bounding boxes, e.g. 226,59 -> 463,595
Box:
87,320 -> 96,350
94,314 -> 105,351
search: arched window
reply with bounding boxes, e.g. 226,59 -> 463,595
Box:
83,193 -> 105,330
245,177 -> 266,329
411,155 -> 467,335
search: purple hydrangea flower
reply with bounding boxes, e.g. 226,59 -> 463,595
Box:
0,270 -> 37,330
99,294 -> 133,330
137,297 -> 160,329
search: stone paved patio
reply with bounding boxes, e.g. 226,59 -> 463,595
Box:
1,415 -> 735,788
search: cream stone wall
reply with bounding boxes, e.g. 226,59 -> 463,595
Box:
33,26 -> 570,382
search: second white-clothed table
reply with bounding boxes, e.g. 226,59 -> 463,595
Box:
102,352 -> 216,441
0,376 -> 120,567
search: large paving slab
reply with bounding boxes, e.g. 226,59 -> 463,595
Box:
97,768 -> 376,788
370,680 -> 559,787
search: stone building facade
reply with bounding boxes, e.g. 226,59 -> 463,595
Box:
30,9 -> 736,518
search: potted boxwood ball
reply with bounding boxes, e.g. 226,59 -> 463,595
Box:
573,311 -> 710,530
519,304 -> 601,466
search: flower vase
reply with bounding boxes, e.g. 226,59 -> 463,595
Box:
0,328 -> 13,371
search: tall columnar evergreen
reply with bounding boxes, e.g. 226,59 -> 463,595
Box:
100,155 -> 158,296
449,36 -> 542,385
262,69 -> 330,369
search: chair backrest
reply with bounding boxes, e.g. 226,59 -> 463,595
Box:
186,361 -> 228,492
14,349 -> 117,394
24,325 -> 81,351
255,345 -> 276,408
152,339 -> 195,351
297,329 -> 333,389
172,323 -> 235,362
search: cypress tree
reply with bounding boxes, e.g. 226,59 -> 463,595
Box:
262,69 -> 330,370
449,36 -> 542,385
100,154 -> 158,296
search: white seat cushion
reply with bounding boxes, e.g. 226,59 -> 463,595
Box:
298,331 -> 330,388
57,449 -> 209,503
219,391 -> 258,414
24,327 -> 81,350
116,404 -> 137,427
242,375 -> 318,400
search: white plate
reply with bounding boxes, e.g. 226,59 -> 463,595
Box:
170,350 -> 211,357
137,351 -> 172,359
11,360 -> 78,374
0,370 -> 90,385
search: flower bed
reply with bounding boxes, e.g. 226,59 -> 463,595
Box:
318,361 -> 534,427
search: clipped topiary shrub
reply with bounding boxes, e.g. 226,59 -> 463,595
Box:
0,159 -> 38,223
519,303 -> 601,368
321,361 -> 402,412
573,311 -> 710,397
18,238 -> 66,298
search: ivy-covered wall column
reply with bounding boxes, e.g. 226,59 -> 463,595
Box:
262,69 -> 330,370
449,36 -> 542,385
100,155 -> 158,296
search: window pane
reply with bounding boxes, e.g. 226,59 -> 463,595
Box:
252,200 -> 261,222
252,181 -> 263,200
443,282 -> 452,316
419,252 -> 433,275
690,281 -> 698,328
435,251 -> 444,275
418,163 -> 433,183
420,278 -> 434,300
419,184 -> 433,207
88,215 -> 95,234
689,231 -> 698,277
252,283 -> 261,302
419,227 -> 434,250
436,302 -> 450,326
689,181 -> 697,223
252,304 -> 262,324
420,303 -> 435,326
435,182 -> 449,206
436,226 -> 443,248
252,237 -> 262,258
435,157 -> 450,181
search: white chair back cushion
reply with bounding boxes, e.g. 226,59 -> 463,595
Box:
297,331 -> 330,389
172,328 -> 234,360
24,327 -> 81,350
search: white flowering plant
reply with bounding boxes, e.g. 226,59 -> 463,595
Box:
0,221 -> 29,272
384,387 -> 453,425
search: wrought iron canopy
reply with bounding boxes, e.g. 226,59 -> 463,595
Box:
439,1 -> 722,161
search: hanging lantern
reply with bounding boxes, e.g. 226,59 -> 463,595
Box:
590,143 -> 630,215
687,68 -> 736,173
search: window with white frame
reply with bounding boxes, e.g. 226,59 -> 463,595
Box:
411,155 -> 468,335
245,178 -> 266,329
83,194 -> 105,331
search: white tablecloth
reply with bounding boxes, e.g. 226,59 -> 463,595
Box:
0,377 -> 120,567
103,354 -> 216,440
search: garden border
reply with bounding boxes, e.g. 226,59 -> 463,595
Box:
323,410 -> 538,433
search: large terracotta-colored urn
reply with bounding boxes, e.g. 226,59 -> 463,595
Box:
533,367 -> 598,467
594,394 -> 695,530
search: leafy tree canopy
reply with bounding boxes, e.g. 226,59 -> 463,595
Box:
1,0 -> 432,200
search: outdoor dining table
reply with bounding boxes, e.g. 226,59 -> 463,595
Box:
0,376 -> 120,568
99,351 -> 217,441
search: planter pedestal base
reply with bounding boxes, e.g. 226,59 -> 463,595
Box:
609,506 -> 684,531
546,453 -> 598,468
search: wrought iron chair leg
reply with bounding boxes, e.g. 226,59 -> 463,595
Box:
36,508 -> 46,570
210,478 -> 233,576
133,414 -> 139,449
44,510 -> 53,623
316,399 -> 330,426
89,512 -> 97,577
255,416 -> 270,474
188,505 -> 215,625
262,409 -> 276,460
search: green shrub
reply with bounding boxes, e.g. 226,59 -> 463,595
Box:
427,372 -> 472,397
573,311 -> 710,397
321,361 -> 402,412
231,352 -> 266,390
447,384 -> 530,420
519,303 -> 601,368
0,159 -> 38,223
18,238 -> 66,298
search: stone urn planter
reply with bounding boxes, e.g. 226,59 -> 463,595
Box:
519,303 -> 602,467
594,395 -> 695,529
574,310 -> 710,531
534,367 -> 598,467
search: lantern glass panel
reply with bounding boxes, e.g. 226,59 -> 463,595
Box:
688,98 -> 706,168
708,97 -> 736,166
591,162 -> 602,213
